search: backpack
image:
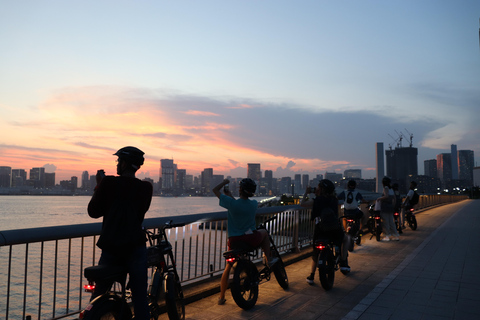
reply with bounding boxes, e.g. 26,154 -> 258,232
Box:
97,196 -> 144,253
318,202 -> 341,232
343,190 -> 358,210
410,191 -> 419,205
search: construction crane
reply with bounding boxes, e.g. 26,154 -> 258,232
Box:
404,128 -> 414,147
394,130 -> 404,148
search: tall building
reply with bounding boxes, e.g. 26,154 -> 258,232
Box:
376,142 -> 385,193
247,163 -> 261,182
160,159 -> 175,190
0,166 -> 12,188
324,172 -> 342,186
71,176 -> 78,189
293,174 -> 302,194
12,169 -> 27,187
386,146 -> 418,192
424,159 -> 437,178
176,169 -> 186,192
458,150 -> 474,182
264,170 -> 273,194
81,171 -> 90,190
437,153 -> 452,181
201,168 -> 214,195
451,145 -> 459,180
45,173 -> 55,188
302,174 -> 310,190
344,169 -> 361,179
30,167 -> 46,188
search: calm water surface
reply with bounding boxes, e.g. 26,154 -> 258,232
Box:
0,195 -> 268,231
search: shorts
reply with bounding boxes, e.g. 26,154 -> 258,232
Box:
228,230 -> 263,250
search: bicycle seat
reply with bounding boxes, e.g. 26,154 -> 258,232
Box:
84,265 -> 127,282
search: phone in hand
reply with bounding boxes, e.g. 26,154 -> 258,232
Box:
224,184 -> 229,193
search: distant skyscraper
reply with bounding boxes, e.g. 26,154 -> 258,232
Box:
376,142 -> 384,193
302,174 -> 310,190
176,169 -> 186,191
30,167 -> 46,188
45,173 -> 55,188
264,170 -> 273,194
247,163 -> 261,182
344,169 -> 361,179
160,159 -> 175,190
294,174 -> 302,194
458,150 -> 474,182
11,169 -> 27,187
386,146 -> 418,192
451,144 -> 459,180
437,153 -> 452,182
201,168 -> 214,195
324,172 -> 342,186
0,166 -> 12,188
424,159 -> 437,178
81,171 -> 90,190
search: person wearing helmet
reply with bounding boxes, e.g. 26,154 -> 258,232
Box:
337,180 -> 367,235
377,176 -> 399,241
301,179 -> 347,283
213,178 -> 277,305
88,146 -> 153,320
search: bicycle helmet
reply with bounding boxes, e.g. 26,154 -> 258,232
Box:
318,179 -> 335,194
347,180 -> 356,188
114,146 -> 145,170
239,178 -> 256,197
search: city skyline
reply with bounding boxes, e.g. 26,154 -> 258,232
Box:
1,1 -> 479,183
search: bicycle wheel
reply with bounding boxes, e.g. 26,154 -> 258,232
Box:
165,273 -> 185,320
271,257 -> 289,290
231,260 -> 259,310
346,233 -> 354,252
82,294 -> 132,320
410,215 -> 417,230
318,249 -> 334,291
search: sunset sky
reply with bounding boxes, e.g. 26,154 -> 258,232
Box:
1,1 -> 479,183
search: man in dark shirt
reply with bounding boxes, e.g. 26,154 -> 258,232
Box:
88,146 -> 153,320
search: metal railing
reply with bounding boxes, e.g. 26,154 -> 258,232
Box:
0,195 -> 467,320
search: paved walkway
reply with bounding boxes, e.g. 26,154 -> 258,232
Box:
160,199 -> 479,320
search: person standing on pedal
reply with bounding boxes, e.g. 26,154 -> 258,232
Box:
337,180 -> 366,237
88,146 -> 153,320
213,178 -> 277,306
377,176 -> 399,242
301,179 -> 347,284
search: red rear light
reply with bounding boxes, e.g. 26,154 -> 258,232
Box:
226,257 -> 236,263
347,219 -> 354,223
315,244 -> 326,250
375,216 -> 381,220
409,208 -> 414,212
83,282 -> 95,292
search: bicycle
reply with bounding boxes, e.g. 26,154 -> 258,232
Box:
222,216 -> 288,310
367,203 -> 382,242
314,236 -> 342,291
80,221 -> 186,320
405,205 -> 417,230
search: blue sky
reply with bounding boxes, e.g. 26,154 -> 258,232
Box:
0,0 -> 479,181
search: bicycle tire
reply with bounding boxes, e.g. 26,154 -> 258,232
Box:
82,294 -> 132,320
231,260 -> 259,310
165,273 -> 185,320
367,218 -> 375,235
346,233 -> 354,252
318,249 -> 334,291
271,257 -> 289,290
356,233 -> 362,246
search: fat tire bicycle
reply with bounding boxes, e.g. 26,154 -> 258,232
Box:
367,204 -> 382,242
80,221 -> 186,320
223,216 -> 288,310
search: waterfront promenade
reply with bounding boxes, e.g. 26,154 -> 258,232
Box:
165,199 -> 479,320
